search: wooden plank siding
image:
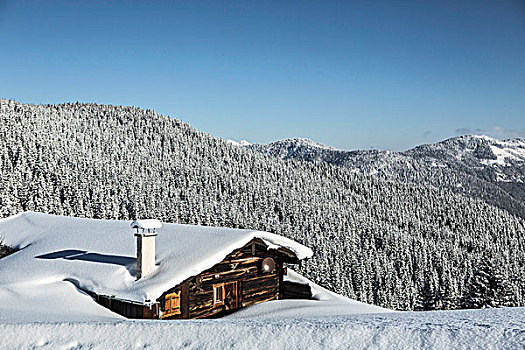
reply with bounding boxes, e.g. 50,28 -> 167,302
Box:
159,238 -> 292,319
95,294 -> 158,319
281,281 -> 313,300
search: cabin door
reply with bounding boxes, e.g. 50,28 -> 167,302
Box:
223,281 -> 238,310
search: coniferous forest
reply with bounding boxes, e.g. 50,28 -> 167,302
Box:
1,99 -> 524,310
249,137 -> 525,219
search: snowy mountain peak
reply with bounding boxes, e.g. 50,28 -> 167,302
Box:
425,134 -> 525,165
267,138 -> 339,151
246,138 -> 341,162
226,139 -> 251,146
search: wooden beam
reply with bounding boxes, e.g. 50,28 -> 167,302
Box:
181,281 -> 190,318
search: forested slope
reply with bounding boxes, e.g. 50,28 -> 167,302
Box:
249,137 -> 525,219
1,99 -> 524,310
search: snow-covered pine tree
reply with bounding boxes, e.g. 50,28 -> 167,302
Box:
462,259 -> 516,309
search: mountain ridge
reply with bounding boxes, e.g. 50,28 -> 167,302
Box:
248,135 -> 525,218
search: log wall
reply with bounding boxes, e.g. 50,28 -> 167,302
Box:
95,294 -> 158,319
159,239 -> 289,319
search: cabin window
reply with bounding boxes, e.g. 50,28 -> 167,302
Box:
213,282 -> 238,310
163,291 -> 181,317
213,284 -> 224,305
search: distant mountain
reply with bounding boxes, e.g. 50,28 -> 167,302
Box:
226,139 -> 252,147
248,136 -> 525,218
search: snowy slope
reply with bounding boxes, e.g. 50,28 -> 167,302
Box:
0,222 -> 522,350
1,308 -> 524,349
3,100 -> 525,312
228,270 -> 388,319
0,212 -> 388,324
0,212 -> 314,321
1,210 -> 524,349
249,135 -> 525,176
481,137 -> 525,166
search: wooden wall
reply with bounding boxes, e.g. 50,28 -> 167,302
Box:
94,294 -> 158,319
159,239 -> 291,319
280,281 -> 313,300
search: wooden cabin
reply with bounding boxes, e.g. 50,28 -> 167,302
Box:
85,220 -> 313,320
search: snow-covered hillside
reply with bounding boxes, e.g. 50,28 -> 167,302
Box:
2,100 -> 525,311
249,135 -> 525,218
250,135 -> 525,169
1,307 -> 524,349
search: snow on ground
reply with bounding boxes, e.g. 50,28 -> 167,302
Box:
227,270 -> 387,319
480,138 -> 525,166
1,212 -> 523,349
1,308 -> 524,349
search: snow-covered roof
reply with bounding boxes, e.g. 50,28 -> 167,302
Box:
131,219 -> 162,230
0,212 -> 313,304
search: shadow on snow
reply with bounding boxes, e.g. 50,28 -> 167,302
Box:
36,249 -> 135,267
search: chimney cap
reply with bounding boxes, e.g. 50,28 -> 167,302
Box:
131,219 -> 162,230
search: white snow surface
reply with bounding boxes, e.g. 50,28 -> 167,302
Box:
1,212 -> 524,349
1,308 -> 524,349
485,142 -> 525,166
226,139 -> 251,146
476,136 -> 525,166
130,219 -> 162,230
0,212 -> 312,310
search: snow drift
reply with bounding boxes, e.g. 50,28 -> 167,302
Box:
0,212 -> 389,323
1,212 -> 523,349
0,212 -> 317,317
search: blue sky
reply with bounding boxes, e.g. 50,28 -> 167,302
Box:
0,0 -> 524,150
